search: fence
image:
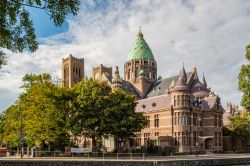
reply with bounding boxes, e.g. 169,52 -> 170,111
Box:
5,150 -> 145,160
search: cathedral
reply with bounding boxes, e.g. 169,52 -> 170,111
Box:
62,29 -> 224,154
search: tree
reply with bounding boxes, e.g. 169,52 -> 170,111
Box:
228,112 -> 250,140
107,89 -> 147,147
1,105 -> 21,148
0,0 -> 80,68
69,81 -> 147,149
1,73 -> 70,150
0,51 -> 6,69
238,45 -> 250,109
69,80 -> 112,148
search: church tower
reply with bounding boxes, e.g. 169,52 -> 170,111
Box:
124,29 -> 157,97
62,54 -> 84,88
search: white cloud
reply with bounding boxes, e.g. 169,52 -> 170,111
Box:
1,0 -> 250,111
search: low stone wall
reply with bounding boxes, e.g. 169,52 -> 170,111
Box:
1,158 -> 250,166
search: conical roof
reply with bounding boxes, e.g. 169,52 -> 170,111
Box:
202,73 -> 207,87
126,29 -> 155,62
180,63 -> 187,83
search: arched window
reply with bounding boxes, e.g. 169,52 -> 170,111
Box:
174,96 -> 176,106
73,66 -> 76,76
135,67 -> 138,78
128,69 -> 131,80
177,95 -> 180,106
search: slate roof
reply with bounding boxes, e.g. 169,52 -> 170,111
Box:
146,72 -> 192,98
122,80 -> 140,97
103,72 -> 112,83
201,97 -> 216,110
136,95 -> 172,112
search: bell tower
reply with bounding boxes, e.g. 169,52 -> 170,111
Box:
124,28 -> 157,97
62,54 -> 84,88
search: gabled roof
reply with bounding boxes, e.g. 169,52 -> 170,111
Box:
146,72 -> 192,98
126,30 -> 155,62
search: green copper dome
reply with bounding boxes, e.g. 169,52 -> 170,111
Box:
126,30 -> 155,62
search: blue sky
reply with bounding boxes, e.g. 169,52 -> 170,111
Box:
28,7 -> 68,38
0,0 -> 250,111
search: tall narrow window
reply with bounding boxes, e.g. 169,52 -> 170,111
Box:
128,69 -> 131,80
193,113 -> 197,126
145,116 -> 150,128
177,95 -> 180,106
193,131 -> 197,146
154,114 -> 159,127
182,132 -> 185,146
174,96 -> 176,106
214,115 -> 218,127
175,112 -> 177,125
178,132 -> 181,146
175,132 -> 177,146
178,112 -> 180,125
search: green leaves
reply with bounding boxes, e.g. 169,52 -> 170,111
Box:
238,45 -> 250,109
0,0 -> 80,68
0,51 -> 6,69
228,112 -> 250,140
69,81 -> 147,148
1,73 -> 71,149
1,75 -> 147,150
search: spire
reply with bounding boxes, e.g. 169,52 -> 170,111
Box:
138,27 -> 143,38
202,72 -> 207,87
170,79 -> 175,88
180,63 -> 187,83
192,67 -> 199,80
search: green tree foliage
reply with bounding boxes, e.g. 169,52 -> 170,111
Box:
107,89 -> 147,146
228,112 -> 250,140
238,45 -> 250,109
69,80 -> 112,147
0,0 -> 80,68
69,80 -> 147,148
1,76 -> 147,150
1,105 -> 21,148
1,73 -> 70,149
0,51 -> 6,69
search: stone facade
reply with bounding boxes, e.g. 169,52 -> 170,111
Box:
62,30 -> 224,153
62,54 -> 84,88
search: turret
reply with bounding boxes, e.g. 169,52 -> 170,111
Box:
112,66 -> 122,90
171,65 -> 190,109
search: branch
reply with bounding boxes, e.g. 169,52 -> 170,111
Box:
9,1 -> 46,10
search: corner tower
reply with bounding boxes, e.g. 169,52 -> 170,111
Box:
124,29 -> 157,97
62,54 -> 84,88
